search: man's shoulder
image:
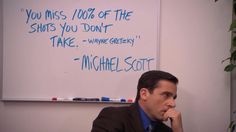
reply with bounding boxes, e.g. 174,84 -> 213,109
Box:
92,104 -> 143,132
100,104 -> 135,116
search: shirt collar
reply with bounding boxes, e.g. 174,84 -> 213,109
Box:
138,103 -> 156,131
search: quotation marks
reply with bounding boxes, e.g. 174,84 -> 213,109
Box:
136,35 -> 140,39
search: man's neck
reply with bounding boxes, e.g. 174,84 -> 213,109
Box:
138,100 -> 155,121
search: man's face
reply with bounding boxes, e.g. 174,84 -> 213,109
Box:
139,80 -> 177,121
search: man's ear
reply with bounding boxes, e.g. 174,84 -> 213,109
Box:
139,88 -> 150,101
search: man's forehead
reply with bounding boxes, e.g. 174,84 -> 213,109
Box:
155,86 -> 177,93
154,80 -> 177,92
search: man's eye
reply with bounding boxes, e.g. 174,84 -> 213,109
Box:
162,93 -> 169,98
166,93 -> 171,97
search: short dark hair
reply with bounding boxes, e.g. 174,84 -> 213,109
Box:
135,70 -> 178,102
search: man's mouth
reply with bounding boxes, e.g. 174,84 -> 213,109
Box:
162,109 -> 168,112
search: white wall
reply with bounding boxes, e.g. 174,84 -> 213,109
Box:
0,0 -> 232,132
160,0 -> 231,131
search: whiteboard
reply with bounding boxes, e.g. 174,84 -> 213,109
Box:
2,0 -> 160,100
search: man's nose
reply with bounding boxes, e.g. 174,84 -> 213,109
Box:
168,98 -> 176,108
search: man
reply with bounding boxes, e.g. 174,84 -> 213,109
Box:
91,70 -> 183,132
